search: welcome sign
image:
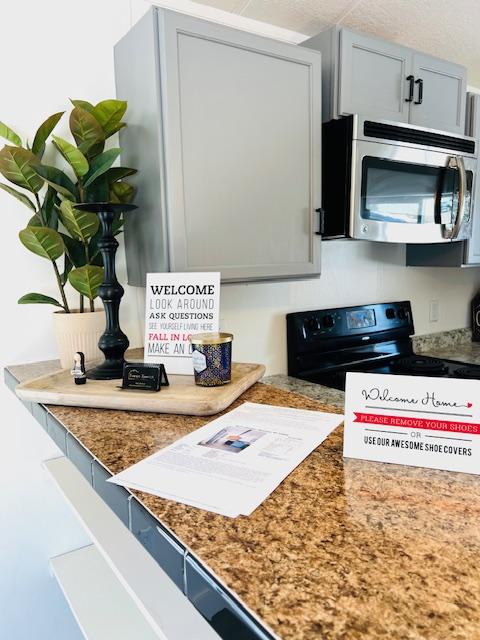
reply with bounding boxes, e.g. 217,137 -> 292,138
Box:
144,272 -> 220,375
344,372 -> 480,475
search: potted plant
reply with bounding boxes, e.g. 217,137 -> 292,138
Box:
0,99 -> 137,368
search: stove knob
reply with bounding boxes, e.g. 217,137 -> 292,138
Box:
398,308 -> 407,320
322,314 -> 335,329
385,308 -> 396,319
305,317 -> 320,332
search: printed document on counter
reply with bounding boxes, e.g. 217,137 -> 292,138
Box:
108,402 -> 344,517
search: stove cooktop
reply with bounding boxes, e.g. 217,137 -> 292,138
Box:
287,301 -> 480,392
301,354 -> 480,391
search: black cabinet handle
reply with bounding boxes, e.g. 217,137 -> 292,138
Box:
414,78 -> 423,104
315,207 -> 325,236
405,75 -> 415,102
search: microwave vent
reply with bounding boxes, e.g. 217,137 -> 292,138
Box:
364,120 -> 475,154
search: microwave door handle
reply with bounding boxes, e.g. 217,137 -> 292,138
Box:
443,156 -> 466,239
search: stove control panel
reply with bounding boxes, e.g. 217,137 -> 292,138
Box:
287,301 -> 414,377
296,302 -> 412,338
289,300 -> 412,350
303,311 -> 342,335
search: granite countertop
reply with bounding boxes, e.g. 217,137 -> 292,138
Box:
8,350 -> 480,640
423,342 -> 480,365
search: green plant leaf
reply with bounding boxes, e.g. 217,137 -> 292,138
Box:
0,121 -> 21,146
28,213 -> 43,226
32,112 -> 64,157
105,122 -> 126,138
104,166 -> 137,183
0,182 -> 36,211
92,100 -> 127,136
41,186 -> 59,229
19,226 -> 64,260
0,146 -> 43,192
85,175 -> 109,202
61,254 -> 73,285
68,265 -> 103,300
18,292 -> 63,308
83,148 -> 121,188
60,233 -> 87,267
52,135 -> 89,177
59,200 -> 99,242
70,99 -> 94,113
34,164 -> 78,198
69,107 -> 105,157
111,181 -> 135,204
90,251 -> 103,266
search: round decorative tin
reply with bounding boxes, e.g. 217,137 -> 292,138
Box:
189,333 -> 233,386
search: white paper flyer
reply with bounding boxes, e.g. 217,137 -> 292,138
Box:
109,402 -> 344,517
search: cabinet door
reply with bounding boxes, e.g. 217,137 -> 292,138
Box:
409,53 -> 466,133
159,10 -> 321,281
338,29 -> 411,123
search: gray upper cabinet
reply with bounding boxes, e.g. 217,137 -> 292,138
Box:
115,8 -> 322,285
409,53 -> 466,133
304,26 -> 467,134
338,29 -> 411,123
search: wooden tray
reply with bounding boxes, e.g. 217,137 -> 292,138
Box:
16,362 -> 265,416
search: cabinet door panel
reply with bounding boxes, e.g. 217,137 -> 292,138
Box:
160,11 -> 321,281
410,53 -> 466,133
339,29 -> 411,122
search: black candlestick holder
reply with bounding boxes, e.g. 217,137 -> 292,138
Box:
75,203 -> 138,380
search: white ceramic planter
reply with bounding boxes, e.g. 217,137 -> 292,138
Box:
53,309 -> 105,370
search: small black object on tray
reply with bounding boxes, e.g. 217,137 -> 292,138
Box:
71,352 -> 87,385
120,363 -> 169,392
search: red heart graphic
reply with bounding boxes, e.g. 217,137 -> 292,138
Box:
468,402 -> 473,408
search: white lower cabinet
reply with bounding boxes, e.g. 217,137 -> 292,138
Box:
44,456 -> 220,640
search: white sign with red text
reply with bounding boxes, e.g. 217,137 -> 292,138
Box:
144,272 -> 220,375
344,372 -> 480,475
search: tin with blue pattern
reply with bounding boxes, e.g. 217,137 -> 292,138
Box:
189,333 -> 233,386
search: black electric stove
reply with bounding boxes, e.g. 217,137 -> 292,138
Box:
287,301 -> 480,391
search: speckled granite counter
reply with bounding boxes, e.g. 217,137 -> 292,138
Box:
7,358 -> 480,640
262,374 -> 345,409
424,342 -> 480,365
414,327 -> 480,364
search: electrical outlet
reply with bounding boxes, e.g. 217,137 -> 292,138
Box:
429,300 -> 439,322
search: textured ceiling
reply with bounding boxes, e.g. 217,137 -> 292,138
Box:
193,0 -> 480,86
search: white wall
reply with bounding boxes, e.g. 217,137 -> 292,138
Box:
0,1 -> 146,638
221,241 -> 480,373
137,239 -> 480,375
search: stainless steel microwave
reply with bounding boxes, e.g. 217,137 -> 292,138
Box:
321,115 -> 477,243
